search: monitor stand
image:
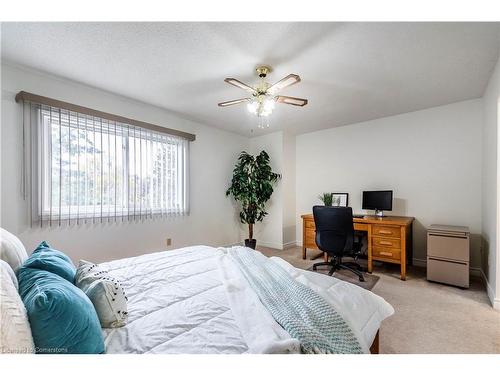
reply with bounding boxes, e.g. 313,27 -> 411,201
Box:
375,209 -> 384,217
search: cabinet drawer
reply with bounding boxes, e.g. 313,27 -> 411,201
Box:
304,220 -> 316,229
427,233 -> 469,262
427,257 -> 469,288
372,225 -> 400,238
372,246 -> 401,260
372,237 -> 401,249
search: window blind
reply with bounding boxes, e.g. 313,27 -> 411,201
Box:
21,101 -> 190,226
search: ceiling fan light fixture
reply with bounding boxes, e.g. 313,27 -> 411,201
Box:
263,97 -> 275,111
219,65 -> 308,128
247,95 -> 275,117
246,100 -> 259,115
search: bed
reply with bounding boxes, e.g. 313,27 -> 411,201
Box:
99,245 -> 394,354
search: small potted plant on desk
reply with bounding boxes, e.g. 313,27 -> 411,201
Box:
226,151 -> 281,249
319,193 -> 334,206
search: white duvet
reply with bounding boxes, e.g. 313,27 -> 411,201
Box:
100,246 -> 393,354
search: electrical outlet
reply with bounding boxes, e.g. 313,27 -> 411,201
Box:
166,238 -> 172,247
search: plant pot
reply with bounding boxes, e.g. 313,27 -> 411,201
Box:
244,239 -> 257,249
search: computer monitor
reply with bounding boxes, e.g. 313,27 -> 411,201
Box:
362,190 -> 393,217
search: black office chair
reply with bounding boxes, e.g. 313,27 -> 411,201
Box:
312,205 -> 365,282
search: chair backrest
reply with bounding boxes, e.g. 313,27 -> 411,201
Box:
312,206 -> 354,257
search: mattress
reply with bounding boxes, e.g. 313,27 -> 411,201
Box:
100,246 -> 393,354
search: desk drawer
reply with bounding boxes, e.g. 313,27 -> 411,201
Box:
305,231 -> 317,248
372,225 -> 400,238
373,246 -> 401,261
354,223 -> 368,231
372,236 -> 401,249
304,220 -> 316,229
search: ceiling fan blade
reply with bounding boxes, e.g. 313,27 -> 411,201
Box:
276,95 -> 308,107
267,74 -> 301,94
224,78 -> 257,93
218,98 -> 250,107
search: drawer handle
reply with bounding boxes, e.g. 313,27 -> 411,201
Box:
379,240 -> 393,246
380,251 -> 393,256
379,230 -> 393,234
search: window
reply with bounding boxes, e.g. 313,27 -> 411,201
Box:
22,101 -> 190,226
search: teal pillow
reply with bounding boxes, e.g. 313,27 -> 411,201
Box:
23,241 -> 76,283
17,266 -> 105,354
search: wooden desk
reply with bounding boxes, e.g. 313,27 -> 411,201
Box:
301,214 -> 414,280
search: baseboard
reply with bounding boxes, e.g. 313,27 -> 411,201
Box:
225,241 -> 243,247
226,240 -> 295,250
480,269 -> 500,310
412,258 -> 427,268
255,240 -> 284,250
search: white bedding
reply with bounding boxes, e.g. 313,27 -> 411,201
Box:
100,246 -> 393,354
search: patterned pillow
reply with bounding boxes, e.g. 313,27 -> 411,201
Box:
0,260 -> 35,354
75,260 -> 128,328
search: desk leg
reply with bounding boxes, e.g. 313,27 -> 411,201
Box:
400,226 -> 407,281
302,221 -> 307,260
367,225 -> 373,274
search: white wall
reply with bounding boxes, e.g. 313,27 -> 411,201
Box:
247,131 -> 284,249
482,54 -> 500,308
282,131 -> 296,247
296,100 -> 483,269
1,63 -> 248,263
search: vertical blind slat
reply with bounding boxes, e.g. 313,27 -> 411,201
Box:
126,123 -> 130,222
28,103 -> 33,226
40,105 -> 44,227
48,107 -> 53,226
58,108 -> 62,226
84,115 -> 89,224
77,113 -> 81,225
114,121 -> 117,222
169,137 -> 173,215
133,126 -> 137,220
68,110 -> 72,226
100,118 -> 103,224
22,102 -> 26,199
107,120 -> 111,223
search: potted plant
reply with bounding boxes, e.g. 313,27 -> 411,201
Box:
226,151 -> 281,249
319,192 -> 333,206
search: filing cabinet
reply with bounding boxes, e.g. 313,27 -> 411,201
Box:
427,224 -> 470,288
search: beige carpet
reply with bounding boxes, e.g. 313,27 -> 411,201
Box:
257,245 -> 500,354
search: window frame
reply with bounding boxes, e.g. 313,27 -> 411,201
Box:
35,106 -> 189,222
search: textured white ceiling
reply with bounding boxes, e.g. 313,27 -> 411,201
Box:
2,22 -> 499,136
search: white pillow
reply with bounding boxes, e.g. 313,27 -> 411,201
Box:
0,259 -> 18,290
75,260 -> 128,328
0,227 -> 28,271
0,260 -> 35,354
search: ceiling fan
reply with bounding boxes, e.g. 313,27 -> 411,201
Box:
218,65 -> 308,127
